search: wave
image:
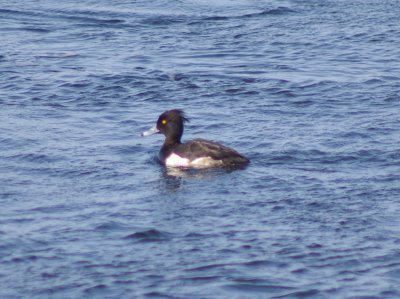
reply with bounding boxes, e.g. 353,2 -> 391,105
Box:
123,228 -> 172,242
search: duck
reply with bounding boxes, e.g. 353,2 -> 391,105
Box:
142,109 -> 249,168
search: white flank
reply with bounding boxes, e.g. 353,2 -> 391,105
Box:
165,154 -> 223,168
190,157 -> 222,168
165,153 -> 190,167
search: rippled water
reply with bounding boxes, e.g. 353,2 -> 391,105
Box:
1,0 -> 400,298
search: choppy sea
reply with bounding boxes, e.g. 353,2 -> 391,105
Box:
1,0 -> 400,298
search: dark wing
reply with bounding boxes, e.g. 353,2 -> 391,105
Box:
176,139 -> 249,165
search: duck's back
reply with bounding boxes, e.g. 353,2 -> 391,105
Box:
174,139 -> 249,168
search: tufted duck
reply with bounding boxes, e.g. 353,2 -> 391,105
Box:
142,109 -> 249,168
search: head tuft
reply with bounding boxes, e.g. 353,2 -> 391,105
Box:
168,109 -> 189,123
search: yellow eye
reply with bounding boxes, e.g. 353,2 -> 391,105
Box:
161,119 -> 167,125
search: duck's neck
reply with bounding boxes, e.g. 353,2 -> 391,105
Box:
164,123 -> 183,145
163,136 -> 181,146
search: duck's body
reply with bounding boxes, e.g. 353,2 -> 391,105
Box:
160,138 -> 248,168
142,110 -> 249,169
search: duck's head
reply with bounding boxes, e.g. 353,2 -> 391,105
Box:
142,109 -> 189,143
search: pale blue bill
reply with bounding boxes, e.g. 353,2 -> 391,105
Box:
141,127 -> 159,137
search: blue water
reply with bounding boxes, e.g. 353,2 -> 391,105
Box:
1,0 -> 400,298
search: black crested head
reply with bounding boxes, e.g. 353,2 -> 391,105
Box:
156,109 -> 189,143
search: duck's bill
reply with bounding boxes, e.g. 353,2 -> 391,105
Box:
141,127 -> 159,137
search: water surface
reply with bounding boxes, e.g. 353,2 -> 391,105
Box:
1,0 -> 400,298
